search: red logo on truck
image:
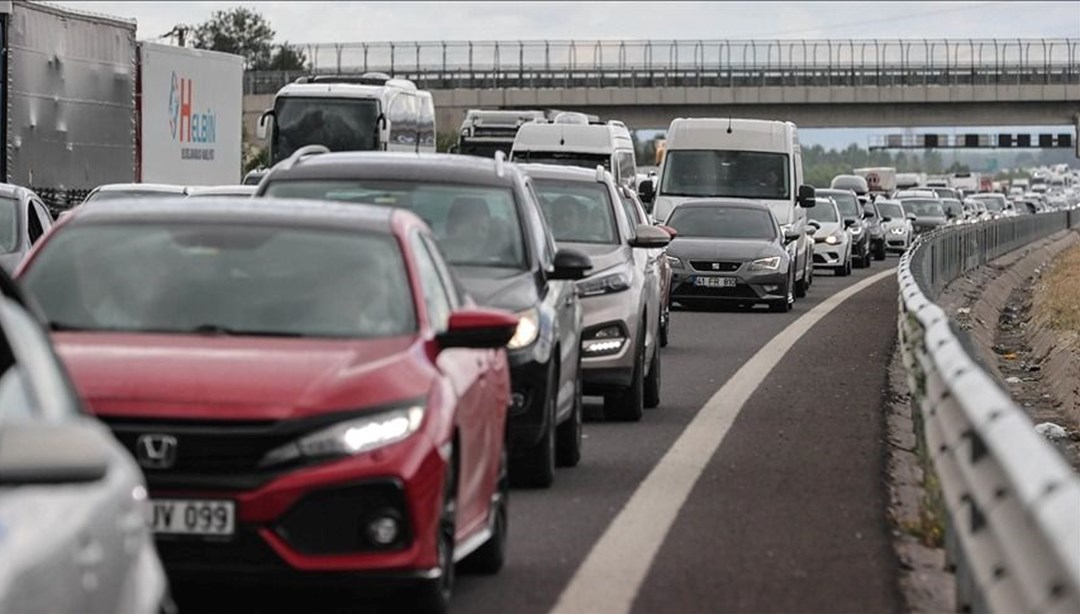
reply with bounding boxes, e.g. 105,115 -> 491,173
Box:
168,71 -> 216,145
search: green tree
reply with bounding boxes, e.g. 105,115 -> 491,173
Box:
946,161 -> 970,174
183,7 -> 306,71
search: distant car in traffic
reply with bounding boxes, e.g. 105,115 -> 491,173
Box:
939,198 -> 966,225
521,163 -> 670,422
860,199 -> 887,260
0,183 -> 54,273
874,199 -> 914,253
968,193 -> 1011,219
17,196 -> 520,614
899,198 -> 948,235
817,188 -> 871,268
807,196 -> 853,276
255,149 -> 592,488
666,199 -> 800,312
0,265 -> 170,614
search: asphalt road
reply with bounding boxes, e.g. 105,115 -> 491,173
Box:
174,257 -> 903,614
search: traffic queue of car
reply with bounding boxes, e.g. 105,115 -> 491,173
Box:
0,109 -> 1076,614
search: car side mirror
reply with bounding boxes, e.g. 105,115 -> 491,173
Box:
436,308 -> 519,350
550,248 -> 592,280
881,216 -> 892,223
0,422 -> 110,485
797,185 -> 816,208
629,224 -> 671,249
906,212 -> 917,221
638,179 -> 656,205
806,224 -> 818,236
783,229 -> 801,243
843,218 -> 857,228
657,224 -> 678,238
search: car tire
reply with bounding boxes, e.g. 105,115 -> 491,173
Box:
794,270 -> 808,298
408,450 -> 457,614
513,373 -> 556,488
603,329 -> 645,422
555,368 -> 582,468
874,242 -> 886,260
462,446 -> 508,574
770,269 -> 795,312
644,342 -> 661,409
659,311 -> 670,348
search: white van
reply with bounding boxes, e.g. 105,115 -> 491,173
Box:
509,112 -> 638,189
640,117 -> 817,296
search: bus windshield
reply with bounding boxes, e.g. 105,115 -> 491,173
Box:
272,97 -> 380,165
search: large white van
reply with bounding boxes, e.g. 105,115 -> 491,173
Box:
641,117 -> 817,296
509,112 -> 638,189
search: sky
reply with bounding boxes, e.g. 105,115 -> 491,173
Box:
48,1 -> 1080,44
47,1 -> 1080,149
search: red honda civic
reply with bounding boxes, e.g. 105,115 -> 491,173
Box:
16,197 -> 518,614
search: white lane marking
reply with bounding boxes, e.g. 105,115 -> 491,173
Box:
550,267 -> 897,614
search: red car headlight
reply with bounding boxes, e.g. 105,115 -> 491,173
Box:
260,405 -> 425,467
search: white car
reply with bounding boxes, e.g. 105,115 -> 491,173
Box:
874,199 -> 914,252
81,183 -> 189,205
807,196 -> 853,276
0,183 -> 54,273
186,185 -> 257,198
0,271 -> 171,614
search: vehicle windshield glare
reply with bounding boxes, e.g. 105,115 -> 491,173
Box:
667,206 -> 777,240
0,197 -> 18,253
512,151 -> 611,170
533,179 -> 618,244
660,150 -> 790,200
901,199 -> 946,218
272,97 -> 379,164
20,223 -> 417,338
876,201 -> 905,219
807,200 -> 839,223
263,180 -> 527,269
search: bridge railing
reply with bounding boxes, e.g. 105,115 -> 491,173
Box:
897,210 -> 1080,613
245,38 -> 1080,94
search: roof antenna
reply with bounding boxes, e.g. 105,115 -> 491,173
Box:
726,115 -> 733,134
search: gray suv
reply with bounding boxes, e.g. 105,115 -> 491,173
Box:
520,164 -> 671,422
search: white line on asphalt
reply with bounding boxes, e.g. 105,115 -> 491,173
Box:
550,267 -> 898,614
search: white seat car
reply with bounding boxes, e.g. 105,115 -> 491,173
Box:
807,196 -> 853,276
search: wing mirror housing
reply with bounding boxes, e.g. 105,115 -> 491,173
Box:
657,224 -> 678,238
629,224 -> 672,249
0,422 -> 111,485
256,109 -> 274,140
550,248 -> 592,280
638,179 -> 656,205
806,224 -> 818,236
906,212 -> 917,221
436,308 -> 519,349
881,216 -> 892,223
796,185 -> 816,208
783,229 -> 802,243
843,218 -> 857,228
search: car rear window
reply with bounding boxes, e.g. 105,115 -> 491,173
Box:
21,223 -> 416,339
263,180 -> 527,270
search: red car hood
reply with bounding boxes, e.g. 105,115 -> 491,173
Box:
53,332 -> 433,421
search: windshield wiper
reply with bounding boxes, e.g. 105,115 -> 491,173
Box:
189,324 -> 306,338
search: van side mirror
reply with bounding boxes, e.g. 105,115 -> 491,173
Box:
550,248 -> 592,280
638,179 -> 655,205
256,109 -> 274,140
797,185 -> 816,207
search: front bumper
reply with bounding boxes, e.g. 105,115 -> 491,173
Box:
812,239 -> 848,268
143,434 -> 448,583
885,233 -> 910,251
577,291 -> 641,395
669,264 -> 788,304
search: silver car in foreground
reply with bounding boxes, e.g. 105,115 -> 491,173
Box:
666,199 -> 800,312
0,184 -> 54,273
0,271 -> 170,614
522,163 -> 671,422
807,196 -> 853,276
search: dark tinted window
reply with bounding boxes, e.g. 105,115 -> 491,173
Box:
876,201 -> 905,219
533,179 -> 618,244
22,223 -> 416,338
667,206 -> 777,240
27,201 -> 43,245
273,98 -> 379,164
901,199 -> 946,217
822,191 -> 860,218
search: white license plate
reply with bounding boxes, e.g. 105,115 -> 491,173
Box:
150,499 -> 235,536
693,276 -> 737,288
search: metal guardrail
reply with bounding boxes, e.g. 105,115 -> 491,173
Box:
897,210 -> 1080,613
245,38 -> 1080,94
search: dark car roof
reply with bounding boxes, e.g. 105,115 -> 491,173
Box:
65,196 -> 406,234
668,198 -> 773,212
263,152 -> 521,188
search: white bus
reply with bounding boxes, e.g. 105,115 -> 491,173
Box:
257,73 -> 435,166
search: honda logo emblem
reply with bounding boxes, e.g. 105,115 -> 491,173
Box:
135,434 -> 178,469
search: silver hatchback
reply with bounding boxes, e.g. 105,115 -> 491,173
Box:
521,164 -> 671,423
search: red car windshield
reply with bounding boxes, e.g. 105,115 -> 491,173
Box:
21,223 -> 417,339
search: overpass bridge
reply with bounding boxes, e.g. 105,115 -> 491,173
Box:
242,38 -> 1080,134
